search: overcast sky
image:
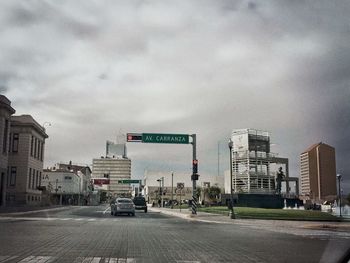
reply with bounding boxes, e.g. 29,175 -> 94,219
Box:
1,0 -> 349,193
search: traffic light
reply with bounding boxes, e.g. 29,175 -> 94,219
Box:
127,133 -> 142,142
193,159 -> 198,174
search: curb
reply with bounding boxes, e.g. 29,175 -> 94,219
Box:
0,206 -> 74,216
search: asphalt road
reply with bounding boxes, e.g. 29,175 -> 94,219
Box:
0,205 -> 349,263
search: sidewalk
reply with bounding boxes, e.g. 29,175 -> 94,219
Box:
149,207 -> 350,233
0,205 -> 73,216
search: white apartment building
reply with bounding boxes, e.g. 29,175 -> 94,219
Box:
7,115 -> 48,206
92,157 -> 131,197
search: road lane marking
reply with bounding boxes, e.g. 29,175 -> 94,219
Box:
103,207 -> 111,214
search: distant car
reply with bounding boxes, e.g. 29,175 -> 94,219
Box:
133,197 -> 147,213
110,198 -> 135,216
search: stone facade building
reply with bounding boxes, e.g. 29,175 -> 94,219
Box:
7,115 -> 48,205
0,95 -> 15,206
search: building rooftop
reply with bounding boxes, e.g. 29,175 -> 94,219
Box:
301,142 -> 335,154
0,95 -> 15,114
11,114 -> 48,138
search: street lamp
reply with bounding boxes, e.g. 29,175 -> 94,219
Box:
336,174 -> 342,217
228,139 -> 235,219
42,122 -> 51,131
157,177 -> 164,208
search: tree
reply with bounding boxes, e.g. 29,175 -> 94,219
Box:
207,186 -> 221,201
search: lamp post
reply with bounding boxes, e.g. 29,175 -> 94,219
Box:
228,139 -> 235,219
42,122 -> 51,131
157,177 -> 164,207
336,174 -> 342,217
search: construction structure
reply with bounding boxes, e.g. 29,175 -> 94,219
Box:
230,129 -> 298,195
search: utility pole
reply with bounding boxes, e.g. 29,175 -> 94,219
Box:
228,139 -> 235,219
161,177 -> 164,208
337,174 -> 342,217
218,141 -> 220,177
171,172 -> 174,209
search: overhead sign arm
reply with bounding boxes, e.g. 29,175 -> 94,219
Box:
126,132 -> 198,215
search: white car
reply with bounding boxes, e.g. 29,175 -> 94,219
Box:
110,198 -> 135,216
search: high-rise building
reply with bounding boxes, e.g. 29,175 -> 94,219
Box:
0,95 -> 15,206
300,142 -> 337,202
92,157 -> 131,197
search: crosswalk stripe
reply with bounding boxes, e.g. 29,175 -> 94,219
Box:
0,256 -> 139,263
17,256 -> 55,263
0,255 -> 18,262
105,258 -> 118,263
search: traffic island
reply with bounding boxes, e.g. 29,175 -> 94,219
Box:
197,206 -> 342,222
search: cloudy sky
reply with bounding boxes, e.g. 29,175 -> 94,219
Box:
1,0 -> 349,193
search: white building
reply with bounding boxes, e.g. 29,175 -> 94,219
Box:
42,170 -> 81,194
92,157 -> 131,197
41,169 -> 83,205
53,162 -> 92,198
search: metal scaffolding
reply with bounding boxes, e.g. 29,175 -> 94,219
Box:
231,129 -> 294,195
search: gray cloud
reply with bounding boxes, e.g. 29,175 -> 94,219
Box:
1,0 -> 349,193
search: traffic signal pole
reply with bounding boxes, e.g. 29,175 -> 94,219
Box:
191,134 -> 197,215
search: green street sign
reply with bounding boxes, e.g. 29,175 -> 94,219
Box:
142,133 -> 189,144
118,180 -> 141,184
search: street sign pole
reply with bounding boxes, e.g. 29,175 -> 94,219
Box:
191,134 -> 197,215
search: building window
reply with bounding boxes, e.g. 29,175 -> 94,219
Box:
36,170 -> 39,188
28,168 -> 32,189
9,167 -> 16,186
41,142 -> 44,161
34,138 -> 37,158
32,169 -> 35,189
12,133 -> 19,152
3,119 -> 9,153
30,136 -> 34,156
39,172 -> 42,187
65,176 -> 72,180
38,141 -> 41,160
